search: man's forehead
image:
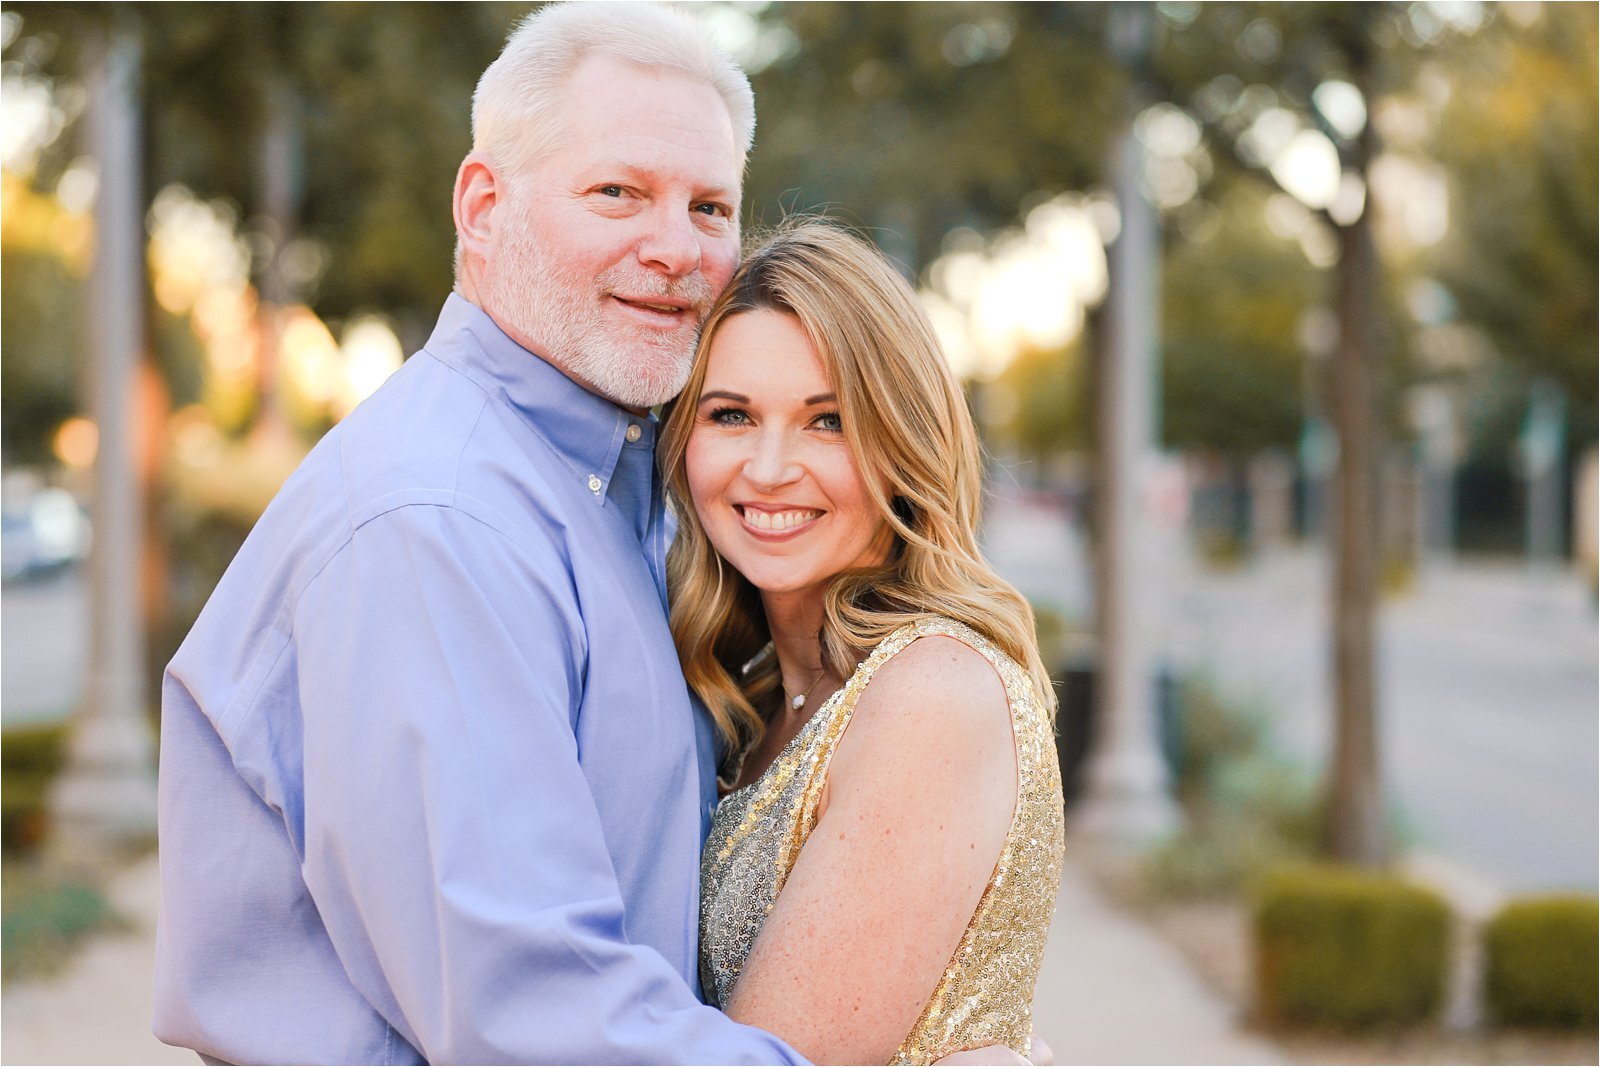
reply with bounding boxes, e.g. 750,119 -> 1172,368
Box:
546,59 -> 743,183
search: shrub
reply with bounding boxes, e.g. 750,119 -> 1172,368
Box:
1,724 -> 67,854
1143,678 -> 1322,898
1483,895 -> 1598,1029
1254,864 -> 1451,1029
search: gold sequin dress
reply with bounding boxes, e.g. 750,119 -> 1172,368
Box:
700,617 -> 1066,1065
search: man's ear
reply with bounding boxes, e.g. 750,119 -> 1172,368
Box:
453,152 -> 500,268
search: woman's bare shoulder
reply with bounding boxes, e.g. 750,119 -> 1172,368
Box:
832,630 -> 1015,785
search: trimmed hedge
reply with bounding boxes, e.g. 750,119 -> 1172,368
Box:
1254,864 -> 1450,1029
1,724 -> 68,853
1483,895 -> 1598,1029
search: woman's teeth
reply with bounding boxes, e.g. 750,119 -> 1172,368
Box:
741,508 -> 820,531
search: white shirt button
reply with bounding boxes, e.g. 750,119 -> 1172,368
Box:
625,424 -> 642,443
587,474 -> 603,494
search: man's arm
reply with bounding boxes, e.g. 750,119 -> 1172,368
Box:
293,502 -> 805,1064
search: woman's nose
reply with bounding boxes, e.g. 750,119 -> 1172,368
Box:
742,432 -> 802,489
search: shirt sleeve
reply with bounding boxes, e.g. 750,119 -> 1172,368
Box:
292,501 -> 807,1065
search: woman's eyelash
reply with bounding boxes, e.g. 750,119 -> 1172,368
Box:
706,406 -> 749,425
699,407 -> 842,430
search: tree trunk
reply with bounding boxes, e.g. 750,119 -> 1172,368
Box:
1325,132 -> 1387,866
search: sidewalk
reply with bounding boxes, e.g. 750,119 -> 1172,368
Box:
0,849 -> 1284,1066
1033,859 -> 1283,1065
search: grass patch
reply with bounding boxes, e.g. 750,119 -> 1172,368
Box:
1,865 -> 122,983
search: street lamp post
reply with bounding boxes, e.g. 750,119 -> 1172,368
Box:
1074,3 -> 1181,845
49,22 -> 159,865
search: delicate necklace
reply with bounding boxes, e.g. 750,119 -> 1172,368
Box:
786,668 -> 829,711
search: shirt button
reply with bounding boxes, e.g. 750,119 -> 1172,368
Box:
625,424 -> 642,443
587,474 -> 603,495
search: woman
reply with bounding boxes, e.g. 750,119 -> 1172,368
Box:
659,221 -> 1065,1065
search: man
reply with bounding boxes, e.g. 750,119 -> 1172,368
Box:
153,4 -> 806,1062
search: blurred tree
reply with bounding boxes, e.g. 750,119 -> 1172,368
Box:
4,3 -> 515,347
1428,4 -> 1597,445
1148,1 -> 1454,868
989,340 -> 1089,473
744,2 -> 1122,269
0,178 -> 86,464
1161,179 -> 1318,456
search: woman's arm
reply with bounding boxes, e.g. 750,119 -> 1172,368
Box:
723,635 -> 1020,1064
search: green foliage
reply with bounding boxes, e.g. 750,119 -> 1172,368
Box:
989,341 -> 1087,466
1254,864 -> 1451,1029
1,865 -> 118,983
748,2 -> 1120,268
1146,678 -> 1321,897
1430,5 -> 1598,444
0,242 -> 84,464
1,724 -> 67,854
7,3 -> 516,329
1483,895 -> 1599,1030
1161,184 -> 1317,455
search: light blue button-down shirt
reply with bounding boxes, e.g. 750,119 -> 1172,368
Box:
154,295 -> 805,1065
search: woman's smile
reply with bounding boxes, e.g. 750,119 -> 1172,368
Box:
736,504 -> 824,537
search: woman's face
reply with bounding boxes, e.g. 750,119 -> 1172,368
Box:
684,308 -> 892,604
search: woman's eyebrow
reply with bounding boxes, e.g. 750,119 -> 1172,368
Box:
804,393 -> 836,406
698,389 -> 750,404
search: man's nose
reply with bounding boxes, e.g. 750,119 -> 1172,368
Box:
637,204 -> 703,277
742,432 -> 802,490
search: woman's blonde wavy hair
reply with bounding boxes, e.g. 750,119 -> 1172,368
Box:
659,220 -> 1056,777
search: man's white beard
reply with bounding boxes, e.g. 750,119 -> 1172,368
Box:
483,208 -> 713,409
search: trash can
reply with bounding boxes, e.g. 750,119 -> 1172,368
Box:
1051,660 -> 1182,806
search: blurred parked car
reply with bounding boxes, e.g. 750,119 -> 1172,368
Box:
1,485 -> 90,583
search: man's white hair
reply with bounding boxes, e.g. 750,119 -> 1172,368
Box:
471,1 -> 755,179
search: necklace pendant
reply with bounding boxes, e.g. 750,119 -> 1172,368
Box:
791,693 -> 806,710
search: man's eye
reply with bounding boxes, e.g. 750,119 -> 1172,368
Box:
599,186 -> 624,197
694,202 -> 729,217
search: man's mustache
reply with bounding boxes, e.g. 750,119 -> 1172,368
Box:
602,269 -> 718,316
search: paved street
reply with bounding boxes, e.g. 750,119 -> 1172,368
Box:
1,567 -> 88,727
982,488 -> 1600,894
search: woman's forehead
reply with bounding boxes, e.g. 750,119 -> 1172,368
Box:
702,310 -> 834,397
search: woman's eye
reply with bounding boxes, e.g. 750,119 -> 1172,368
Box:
707,407 -> 750,426
814,412 -> 843,432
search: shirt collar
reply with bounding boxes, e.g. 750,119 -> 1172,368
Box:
421,293 -> 658,505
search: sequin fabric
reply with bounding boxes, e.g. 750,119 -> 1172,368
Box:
699,616 -> 1066,1064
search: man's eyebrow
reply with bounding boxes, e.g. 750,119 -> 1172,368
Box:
698,389 -> 750,404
